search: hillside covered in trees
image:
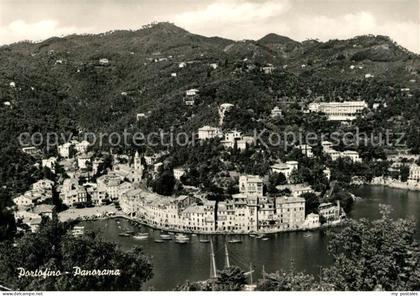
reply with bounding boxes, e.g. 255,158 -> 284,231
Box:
0,22 -> 419,239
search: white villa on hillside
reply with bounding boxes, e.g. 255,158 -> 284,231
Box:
22,146 -> 39,156
58,143 -> 72,158
326,149 -> 361,162
261,64 -> 275,74
198,126 -> 222,140
184,89 -> 199,105
75,140 -> 90,154
271,106 -> 282,118
77,153 -> 92,170
276,183 -> 314,197
321,142 -> 361,162
173,167 -> 186,180
14,193 -> 40,210
270,160 -> 298,181
221,131 -> 255,151
42,157 -> 57,171
296,144 -> 314,158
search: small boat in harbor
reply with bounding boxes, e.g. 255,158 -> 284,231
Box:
175,237 -> 190,242
249,234 -> 257,238
134,233 -> 149,240
160,234 -> 172,240
228,239 -> 242,244
303,233 -> 312,238
256,234 -> 265,239
154,239 -> 165,243
175,234 -> 189,240
125,230 -> 135,235
175,239 -> 188,244
199,239 -> 210,243
118,232 -> 131,237
261,237 -> 270,241
175,233 -> 190,243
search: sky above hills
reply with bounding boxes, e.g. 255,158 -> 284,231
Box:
0,0 -> 419,53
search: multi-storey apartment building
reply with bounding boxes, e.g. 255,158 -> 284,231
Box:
238,175 -> 263,196
60,178 -> 87,206
319,201 -> 341,223
275,196 -> 306,230
409,164 -> 420,182
197,126 -> 222,140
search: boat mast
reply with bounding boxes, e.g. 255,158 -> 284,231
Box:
249,263 -> 253,285
210,238 -> 217,279
224,241 -> 230,268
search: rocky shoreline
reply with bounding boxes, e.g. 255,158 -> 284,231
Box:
368,177 -> 420,192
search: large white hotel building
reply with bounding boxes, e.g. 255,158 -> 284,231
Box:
308,101 -> 368,121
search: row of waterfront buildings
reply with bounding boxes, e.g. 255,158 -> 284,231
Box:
120,175 -> 342,234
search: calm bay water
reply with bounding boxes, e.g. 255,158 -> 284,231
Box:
351,185 -> 420,238
82,185 -> 420,290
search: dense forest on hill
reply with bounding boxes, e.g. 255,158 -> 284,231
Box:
0,22 -> 419,238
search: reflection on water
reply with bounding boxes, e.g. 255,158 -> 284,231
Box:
351,185 -> 420,240
83,185 -> 420,290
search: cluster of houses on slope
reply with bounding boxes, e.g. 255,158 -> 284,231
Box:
15,135 -> 148,232
321,141 -> 361,162
14,179 -> 55,232
388,161 -> 420,184
197,127 -> 255,151
197,125 -> 361,163
120,174 -> 342,234
57,151 -> 144,208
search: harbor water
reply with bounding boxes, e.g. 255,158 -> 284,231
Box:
82,185 -> 420,290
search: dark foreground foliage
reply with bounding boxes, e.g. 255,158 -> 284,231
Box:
177,206 -> 420,291
0,218 -> 153,291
